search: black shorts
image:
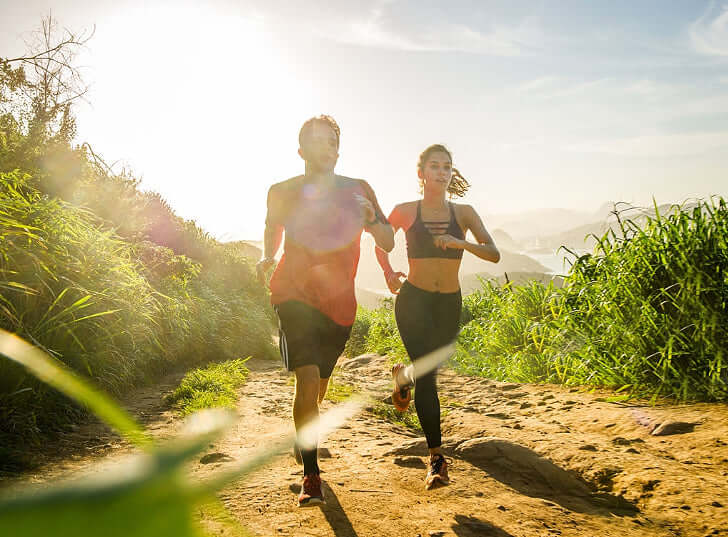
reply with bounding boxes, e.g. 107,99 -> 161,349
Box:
275,301 -> 352,378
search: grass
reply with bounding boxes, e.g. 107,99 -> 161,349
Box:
351,198 -> 728,403
164,358 -> 250,415
325,375 -> 358,403
284,369 -> 359,403
0,170 -> 276,449
368,399 -> 422,433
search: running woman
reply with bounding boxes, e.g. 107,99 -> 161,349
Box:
257,115 -> 394,507
375,144 -> 500,489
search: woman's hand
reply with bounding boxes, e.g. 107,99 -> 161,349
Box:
385,271 -> 407,294
433,234 -> 465,250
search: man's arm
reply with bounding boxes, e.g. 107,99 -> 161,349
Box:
256,185 -> 284,284
360,180 -> 394,252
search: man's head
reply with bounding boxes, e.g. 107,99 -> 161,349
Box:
298,115 -> 340,173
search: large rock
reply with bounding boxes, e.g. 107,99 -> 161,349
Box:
651,421 -> 699,436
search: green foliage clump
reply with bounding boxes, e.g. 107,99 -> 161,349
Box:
165,359 -> 250,416
0,25 -> 278,451
368,400 -> 421,432
324,374 -> 358,403
0,171 -> 276,448
455,199 -> 728,402
344,302 -> 406,361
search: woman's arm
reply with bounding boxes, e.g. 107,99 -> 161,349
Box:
432,205 -> 500,263
375,205 -> 408,294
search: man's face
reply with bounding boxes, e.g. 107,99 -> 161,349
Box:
299,121 -> 339,173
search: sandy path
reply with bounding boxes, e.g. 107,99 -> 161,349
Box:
3,355 -> 728,537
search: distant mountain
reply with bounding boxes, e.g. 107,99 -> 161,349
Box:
485,206 -> 612,242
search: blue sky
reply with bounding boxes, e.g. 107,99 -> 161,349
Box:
2,1 -> 727,239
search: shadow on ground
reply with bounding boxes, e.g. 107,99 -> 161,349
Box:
288,481 -> 359,537
451,515 -> 515,537
453,437 -> 638,516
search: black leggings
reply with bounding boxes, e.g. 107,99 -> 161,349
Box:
395,280 -> 461,449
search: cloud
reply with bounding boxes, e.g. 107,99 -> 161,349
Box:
566,131 -> 728,157
689,2 -> 728,56
249,0 -> 541,56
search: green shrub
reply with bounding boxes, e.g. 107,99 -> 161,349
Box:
454,198 -> 728,402
165,358 -> 250,416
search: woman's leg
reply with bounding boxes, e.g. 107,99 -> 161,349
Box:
395,282 -> 442,450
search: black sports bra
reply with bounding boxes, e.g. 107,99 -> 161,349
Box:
406,201 -> 465,259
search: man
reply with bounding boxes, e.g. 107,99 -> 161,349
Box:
257,115 -> 394,507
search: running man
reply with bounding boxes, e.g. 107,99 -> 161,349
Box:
257,115 -> 394,507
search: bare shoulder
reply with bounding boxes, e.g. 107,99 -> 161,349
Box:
451,201 -> 477,220
394,200 -> 419,216
269,175 -> 304,196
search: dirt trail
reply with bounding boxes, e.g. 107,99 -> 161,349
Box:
4,355 -> 728,537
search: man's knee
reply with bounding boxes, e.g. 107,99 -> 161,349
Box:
294,365 -> 321,400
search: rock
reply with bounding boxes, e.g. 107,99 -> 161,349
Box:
579,444 -> 598,451
711,501 -> 723,508
428,532 -> 446,537
502,391 -> 527,399
520,402 -> 532,409
393,456 -> 426,468
484,412 -> 510,419
497,383 -> 521,391
200,452 -> 234,464
338,353 -> 378,369
651,421 -> 699,436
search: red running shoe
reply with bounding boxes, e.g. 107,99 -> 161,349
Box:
391,363 -> 414,412
298,473 -> 325,507
425,454 -> 450,490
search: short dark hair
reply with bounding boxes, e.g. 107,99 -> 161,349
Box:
298,115 -> 340,148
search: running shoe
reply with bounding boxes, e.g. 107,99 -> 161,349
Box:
391,363 -> 413,412
298,473 -> 325,507
425,454 -> 450,490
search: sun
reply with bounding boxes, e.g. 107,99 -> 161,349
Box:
76,4 -> 312,239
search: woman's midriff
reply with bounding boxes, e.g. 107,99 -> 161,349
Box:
406,257 -> 462,293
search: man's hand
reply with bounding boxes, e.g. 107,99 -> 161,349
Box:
354,194 -> 377,226
385,271 -> 407,294
256,257 -> 277,285
433,234 -> 465,250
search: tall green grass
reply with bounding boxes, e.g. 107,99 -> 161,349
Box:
0,171 -> 275,451
456,198 -> 728,401
351,199 -> 728,402
344,301 -> 406,361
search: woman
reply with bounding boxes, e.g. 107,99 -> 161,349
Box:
376,144 -> 500,489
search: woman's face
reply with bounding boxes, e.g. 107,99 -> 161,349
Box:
419,151 -> 452,194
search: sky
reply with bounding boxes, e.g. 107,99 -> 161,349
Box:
2,0 -> 727,240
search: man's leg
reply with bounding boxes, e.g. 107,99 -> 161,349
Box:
293,364 -> 322,476
318,377 -> 330,404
